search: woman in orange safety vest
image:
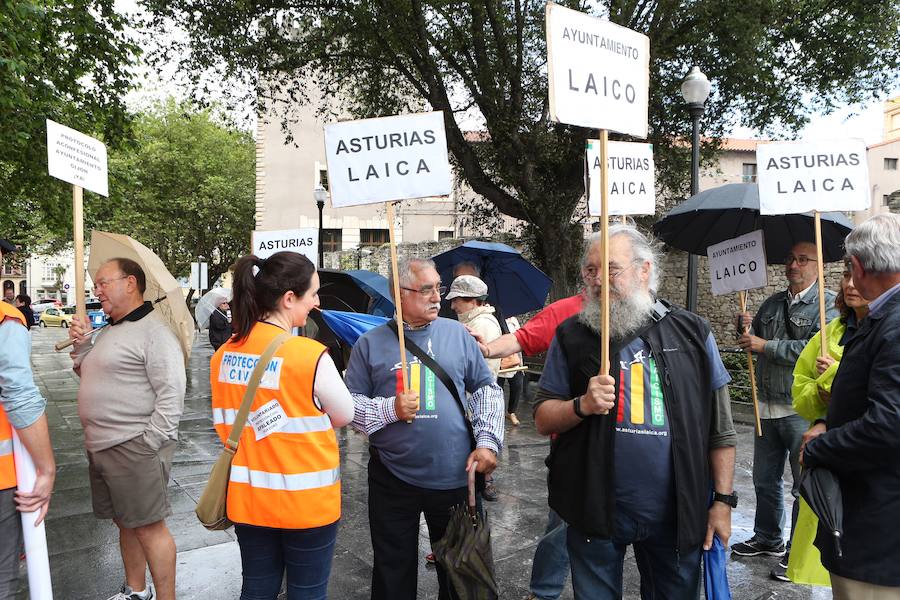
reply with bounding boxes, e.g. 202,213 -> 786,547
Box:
210,251 -> 354,600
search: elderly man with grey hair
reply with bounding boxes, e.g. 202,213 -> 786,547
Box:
534,224 -> 737,598
801,213 -> 900,598
345,256 -> 504,600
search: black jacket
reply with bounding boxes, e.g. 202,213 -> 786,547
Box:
804,289 -> 900,586
208,310 -> 232,351
545,302 -> 716,551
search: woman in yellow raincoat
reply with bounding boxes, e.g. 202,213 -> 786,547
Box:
788,262 -> 869,586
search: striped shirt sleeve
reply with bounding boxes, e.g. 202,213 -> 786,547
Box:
467,382 -> 505,455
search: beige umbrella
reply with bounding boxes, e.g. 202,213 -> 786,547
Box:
87,230 -> 195,360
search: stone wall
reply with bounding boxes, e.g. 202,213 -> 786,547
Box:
324,238 -> 845,347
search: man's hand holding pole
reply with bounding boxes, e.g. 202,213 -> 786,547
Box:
394,390 -> 420,422
581,374 -> 616,416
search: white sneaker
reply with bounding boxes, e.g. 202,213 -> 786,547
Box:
105,584 -> 153,600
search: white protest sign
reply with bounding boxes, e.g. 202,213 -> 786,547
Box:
756,139 -> 870,215
585,140 -> 655,216
252,228 -> 319,262
324,112 -> 453,207
707,230 -> 768,296
190,262 -> 208,291
546,3 -> 650,137
46,119 -> 109,196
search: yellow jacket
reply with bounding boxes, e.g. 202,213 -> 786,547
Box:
791,316 -> 849,422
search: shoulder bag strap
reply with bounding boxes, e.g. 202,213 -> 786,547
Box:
387,320 -> 475,446
224,331 -> 291,451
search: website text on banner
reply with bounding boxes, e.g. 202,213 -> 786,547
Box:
252,228 -> 319,263
707,230 -> 768,436
323,111 -> 453,207
546,2 -> 650,137
586,140 -> 655,216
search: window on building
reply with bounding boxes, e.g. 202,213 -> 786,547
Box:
741,163 -> 758,183
359,229 -> 390,248
437,229 -> 455,241
885,158 -> 898,171
321,229 -> 342,253
42,263 -> 56,282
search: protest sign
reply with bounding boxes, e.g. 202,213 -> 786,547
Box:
324,112 -> 452,207
586,140 -> 655,216
546,2 -> 650,137
46,119 -> 109,197
252,228 -> 319,263
707,230 -> 768,296
756,139 -> 870,215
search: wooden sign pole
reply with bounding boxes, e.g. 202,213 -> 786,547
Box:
599,129 -> 610,376
386,201 -> 415,422
739,290 -> 763,436
814,212 -> 828,356
73,185 -> 86,322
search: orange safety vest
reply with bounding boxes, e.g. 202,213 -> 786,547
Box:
210,322 -> 340,529
0,302 -> 27,490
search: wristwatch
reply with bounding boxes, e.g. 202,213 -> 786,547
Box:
572,395 -> 587,419
713,491 -> 738,508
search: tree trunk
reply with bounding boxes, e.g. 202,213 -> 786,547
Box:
527,219 -> 584,302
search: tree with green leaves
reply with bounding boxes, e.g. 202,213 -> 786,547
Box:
142,0 -> 899,296
101,100 -> 256,287
0,0 -> 139,249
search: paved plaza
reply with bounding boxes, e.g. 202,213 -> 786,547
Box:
18,327 -> 833,599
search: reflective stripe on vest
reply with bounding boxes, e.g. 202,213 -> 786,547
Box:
0,439 -> 11,456
229,465 -> 340,491
212,408 -> 333,435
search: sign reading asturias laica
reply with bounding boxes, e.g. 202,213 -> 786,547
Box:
46,119 -> 109,196
585,140 -> 655,216
546,3 -> 650,137
707,230 -> 768,296
756,139 -> 870,215
252,228 -> 319,263
324,112 -> 453,207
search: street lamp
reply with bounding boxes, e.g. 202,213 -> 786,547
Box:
680,66 -> 711,313
313,185 -> 328,268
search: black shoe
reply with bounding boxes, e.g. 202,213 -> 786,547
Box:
482,480 -> 499,502
731,537 -> 786,557
770,554 -> 790,582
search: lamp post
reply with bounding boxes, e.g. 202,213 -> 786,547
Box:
313,185 -> 327,268
680,66 -> 711,313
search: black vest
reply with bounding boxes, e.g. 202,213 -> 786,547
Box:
545,302 -> 714,550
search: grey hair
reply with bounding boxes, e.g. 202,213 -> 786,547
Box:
388,257 -> 437,296
452,260 -> 481,277
845,213 -> 900,274
583,225 -> 662,291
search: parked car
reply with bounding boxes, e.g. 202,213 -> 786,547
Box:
86,301 -> 108,328
39,306 -> 76,328
31,300 -> 61,315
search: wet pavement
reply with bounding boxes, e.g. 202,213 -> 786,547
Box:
19,327 -> 832,599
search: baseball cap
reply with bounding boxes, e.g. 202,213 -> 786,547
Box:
445,275 -> 489,300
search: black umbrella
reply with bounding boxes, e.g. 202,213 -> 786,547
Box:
652,183 -> 854,263
799,467 -> 843,558
432,465 -> 499,600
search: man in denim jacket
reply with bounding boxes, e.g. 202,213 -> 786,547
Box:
730,241 -> 837,581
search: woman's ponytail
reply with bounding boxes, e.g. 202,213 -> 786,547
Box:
231,255 -> 266,342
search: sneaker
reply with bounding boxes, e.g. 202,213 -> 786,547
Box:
425,552 -> 436,564
507,413 -> 520,426
482,479 -> 499,502
770,553 -> 790,582
106,584 -> 153,600
731,537 -> 786,557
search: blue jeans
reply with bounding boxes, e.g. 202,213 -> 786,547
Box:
529,508 -> 570,599
234,521 -> 338,600
753,414 -> 805,548
567,512 -> 701,600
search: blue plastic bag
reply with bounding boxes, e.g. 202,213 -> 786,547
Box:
703,535 -> 732,600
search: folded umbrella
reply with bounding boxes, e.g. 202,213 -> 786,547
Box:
88,230 -> 195,360
318,269 -> 395,316
318,310 -> 388,346
703,534 -> 732,600
653,183 -> 854,263
195,287 -> 231,329
799,467 -> 843,558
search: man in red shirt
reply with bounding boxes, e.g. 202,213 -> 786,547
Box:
482,293 -> 584,359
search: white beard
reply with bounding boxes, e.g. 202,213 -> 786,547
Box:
578,288 -> 655,340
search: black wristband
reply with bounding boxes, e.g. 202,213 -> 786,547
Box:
573,395 -> 586,419
813,418 -> 827,427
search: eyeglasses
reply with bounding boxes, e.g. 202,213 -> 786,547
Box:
93,275 -> 129,289
784,255 -> 816,267
400,285 -> 447,298
583,263 -> 637,282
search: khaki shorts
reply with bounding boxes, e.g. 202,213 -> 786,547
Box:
88,436 -> 176,529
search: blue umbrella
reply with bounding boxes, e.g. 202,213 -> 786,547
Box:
432,241 -> 552,317
318,269 -> 395,317
703,535 -> 732,600
318,310 -> 389,346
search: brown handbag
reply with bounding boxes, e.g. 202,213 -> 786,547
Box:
195,332 -> 291,530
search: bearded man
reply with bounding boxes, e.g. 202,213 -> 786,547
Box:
533,225 -> 737,599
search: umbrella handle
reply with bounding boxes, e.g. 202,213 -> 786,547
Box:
468,461 -> 478,516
